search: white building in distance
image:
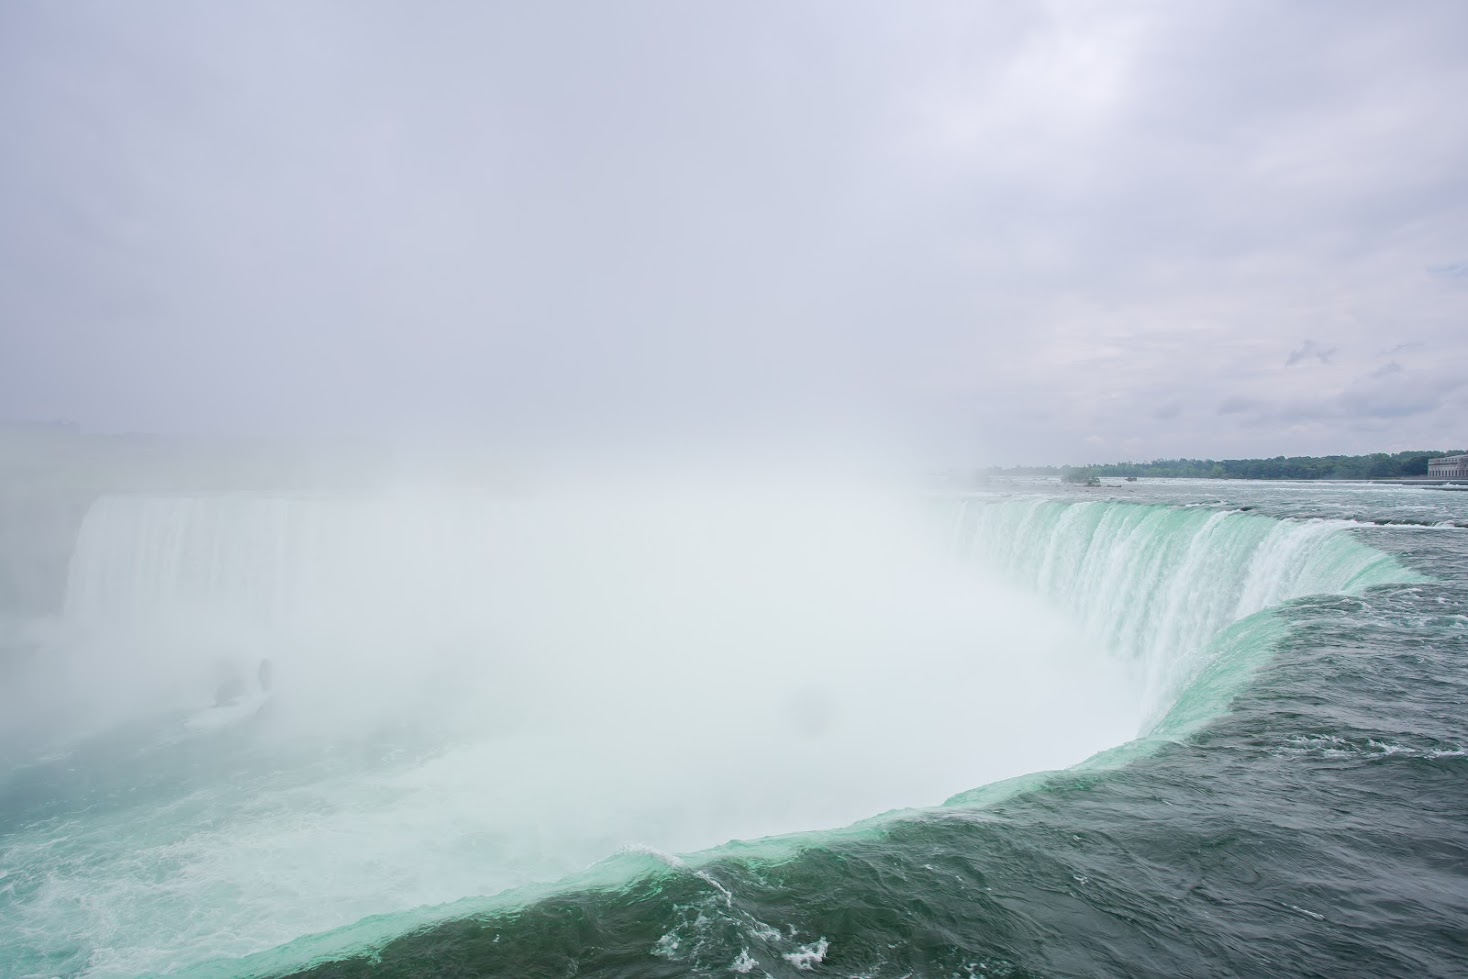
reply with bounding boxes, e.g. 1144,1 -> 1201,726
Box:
1427,453 -> 1468,478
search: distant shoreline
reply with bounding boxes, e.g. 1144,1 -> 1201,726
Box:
952,450 -> 1468,486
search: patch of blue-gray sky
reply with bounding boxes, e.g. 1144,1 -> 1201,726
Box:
1,1 -> 1465,465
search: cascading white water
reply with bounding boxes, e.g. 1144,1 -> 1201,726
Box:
954,497 -> 1421,726
65,493 -> 513,636
57,491 -> 1419,745
5,488 -> 1422,979
58,492 -> 544,733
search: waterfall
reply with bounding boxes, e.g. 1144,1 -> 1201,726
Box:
63,492 -> 519,641
954,497 -> 1422,726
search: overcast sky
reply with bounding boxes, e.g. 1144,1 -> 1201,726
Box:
2,1 -> 1465,465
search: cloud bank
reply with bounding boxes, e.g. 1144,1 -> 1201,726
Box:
2,0 -> 1466,464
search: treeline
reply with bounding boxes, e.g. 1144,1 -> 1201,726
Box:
967,450 -> 1465,484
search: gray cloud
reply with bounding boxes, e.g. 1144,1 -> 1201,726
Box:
1210,366 -> 1463,433
1335,373 -> 1463,421
1285,340 -> 1338,367
2,1 -> 1467,464
1151,400 -> 1183,421
1218,396 -> 1264,416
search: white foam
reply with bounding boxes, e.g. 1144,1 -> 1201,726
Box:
783,937 -> 830,970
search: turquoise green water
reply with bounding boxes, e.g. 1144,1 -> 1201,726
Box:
2,478 -> 1464,978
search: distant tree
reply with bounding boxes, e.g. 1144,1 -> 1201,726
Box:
1399,455 -> 1431,476
986,450 -> 1456,482
1368,455 -> 1397,478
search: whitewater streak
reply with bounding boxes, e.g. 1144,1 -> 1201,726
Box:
952,497 -> 1422,728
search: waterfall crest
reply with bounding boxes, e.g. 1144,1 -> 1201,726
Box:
955,497 -> 1422,725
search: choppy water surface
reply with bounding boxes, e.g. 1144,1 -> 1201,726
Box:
2,477 -> 1465,978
